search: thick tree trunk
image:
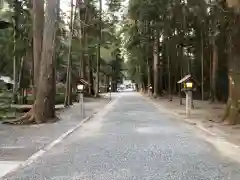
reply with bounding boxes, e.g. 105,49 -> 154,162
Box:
32,0 -> 44,100
28,42 -> 34,89
3,0 -> 57,125
147,59 -> 151,96
222,31 -> 240,124
34,0 -> 58,123
95,0 -> 102,97
166,39 -> 172,101
153,29 -> 159,98
81,55 -> 87,80
167,54 -> 172,101
13,0 -> 20,104
78,0 -> 86,80
226,0 -> 240,8
223,72 -> 240,124
88,55 -> 93,95
179,45 -> 183,105
201,31 -> 204,101
223,0 -> 240,124
104,74 -> 108,92
159,60 -> 163,96
211,38 -> 218,102
49,0 -> 60,116
64,0 -> 74,107
18,57 -> 24,104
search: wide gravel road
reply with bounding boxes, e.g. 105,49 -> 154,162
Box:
2,93 -> 240,180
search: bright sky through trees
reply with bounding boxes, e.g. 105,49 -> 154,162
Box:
60,0 -> 108,13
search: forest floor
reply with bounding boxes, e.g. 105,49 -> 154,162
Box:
144,94 -> 240,148
0,96 -> 110,178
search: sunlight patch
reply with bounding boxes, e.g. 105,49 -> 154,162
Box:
136,127 -> 162,134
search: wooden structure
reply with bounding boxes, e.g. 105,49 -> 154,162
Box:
177,74 -> 200,92
177,74 -> 200,108
75,78 -> 90,94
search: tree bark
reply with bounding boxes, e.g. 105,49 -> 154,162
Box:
64,0 -> 74,107
223,0 -> 240,125
211,38 -> 218,102
222,30 -> 240,124
49,0 -> 60,116
153,29 -> 159,98
95,0 -> 102,97
77,0 -> 85,79
13,0 -> 21,104
201,31 -> 204,101
34,0 -> 58,123
147,59 -> 151,96
167,48 -> 172,101
223,72 -> 240,124
32,0 -> 44,100
88,55 -> 93,95
226,0 -> 240,8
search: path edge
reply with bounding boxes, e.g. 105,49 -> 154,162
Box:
141,93 -> 240,151
1,98 -> 113,178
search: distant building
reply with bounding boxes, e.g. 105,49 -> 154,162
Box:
0,76 -> 13,90
0,76 -> 13,84
122,79 -> 135,89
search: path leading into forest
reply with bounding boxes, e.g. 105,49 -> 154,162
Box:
1,92 -> 240,179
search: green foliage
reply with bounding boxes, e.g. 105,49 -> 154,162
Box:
122,0 -> 231,99
0,0 -> 124,104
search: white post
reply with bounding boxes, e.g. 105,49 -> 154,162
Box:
186,91 -> 192,117
79,93 -> 84,118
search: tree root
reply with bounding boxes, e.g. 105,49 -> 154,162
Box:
221,99 -> 230,123
2,104 -> 60,125
221,99 -> 240,125
2,107 -> 36,125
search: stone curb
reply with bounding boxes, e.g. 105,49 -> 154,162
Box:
1,99 -> 113,178
141,94 -> 240,151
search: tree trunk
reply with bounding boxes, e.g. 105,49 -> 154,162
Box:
18,57 -> 24,104
88,55 -> 93,95
82,55 -> 86,80
159,60 -> 163,96
226,0 -> 240,8
222,0 -> 240,124
29,41 -> 34,90
95,0 -> 102,97
166,39 -> 172,101
179,44 -> 183,105
201,31 -> 204,101
211,38 -> 218,102
147,59 -> 151,96
223,72 -> 240,124
222,31 -> 240,124
168,53 -> 172,101
153,29 -> 159,98
104,74 -> 108,92
49,0 -> 60,116
12,0 -> 20,104
32,0 -> 44,100
64,0 -> 74,107
3,0 -> 57,125
77,0 -> 84,79
34,0 -> 58,123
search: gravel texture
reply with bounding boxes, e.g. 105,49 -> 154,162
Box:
2,93 -> 240,180
0,98 -> 109,161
